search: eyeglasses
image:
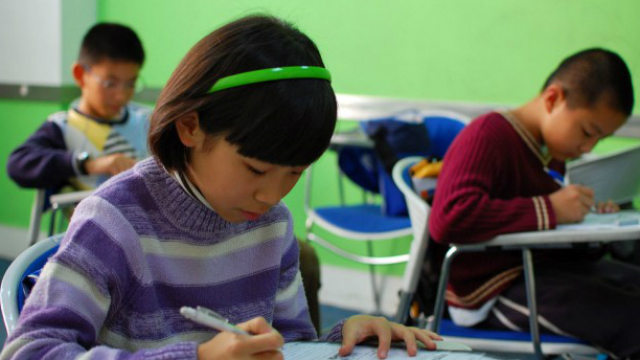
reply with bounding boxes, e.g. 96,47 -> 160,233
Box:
83,66 -> 145,94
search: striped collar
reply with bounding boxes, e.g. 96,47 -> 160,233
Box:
500,111 -> 552,166
71,107 -> 129,125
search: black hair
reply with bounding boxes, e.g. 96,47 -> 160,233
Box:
149,15 -> 337,173
78,23 -> 145,66
542,48 -> 634,116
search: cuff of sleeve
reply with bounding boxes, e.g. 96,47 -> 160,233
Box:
70,150 -> 82,176
532,196 -> 552,230
318,318 -> 347,342
142,341 -> 198,360
541,195 -> 557,229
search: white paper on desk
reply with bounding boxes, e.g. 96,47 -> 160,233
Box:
557,211 -> 640,230
282,341 -> 497,360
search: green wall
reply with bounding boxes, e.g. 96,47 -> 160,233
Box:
99,0 -> 640,109
2,0 -> 640,272
0,100 -> 66,227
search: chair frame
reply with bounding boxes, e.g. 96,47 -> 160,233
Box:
26,189 -> 92,246
304,131 -> 414,314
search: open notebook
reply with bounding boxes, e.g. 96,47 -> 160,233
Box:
567,144 -> 640,204
282,341 -> 490,360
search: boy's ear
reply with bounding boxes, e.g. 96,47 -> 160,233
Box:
71,62 -> 86,87
175,111 -> 204,148
542,83 -> 566,114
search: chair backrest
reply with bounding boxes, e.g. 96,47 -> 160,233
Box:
335,110 -> 470,217
392,157 -> 430,246
1,234 -> 63,336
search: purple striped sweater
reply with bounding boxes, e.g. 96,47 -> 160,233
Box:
1,158 -> 342,360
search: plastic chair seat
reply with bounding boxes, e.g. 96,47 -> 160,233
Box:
439,319 -> 597,355
309,205 -> 412,239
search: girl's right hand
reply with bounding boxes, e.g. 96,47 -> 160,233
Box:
197,317 -> 284,360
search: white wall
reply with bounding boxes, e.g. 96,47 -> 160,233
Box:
0,0 -> 96,86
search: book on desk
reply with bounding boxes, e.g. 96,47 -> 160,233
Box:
567,144 -> 640,204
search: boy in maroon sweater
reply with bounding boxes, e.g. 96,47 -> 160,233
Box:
429,48 -> 639,358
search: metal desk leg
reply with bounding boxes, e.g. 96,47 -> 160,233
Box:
522,248 -> 543,359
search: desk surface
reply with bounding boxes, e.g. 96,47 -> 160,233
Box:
456,223 -> 640,250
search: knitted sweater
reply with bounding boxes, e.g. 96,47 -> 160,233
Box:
1,158 -> 341,360
429,112 -> 566,309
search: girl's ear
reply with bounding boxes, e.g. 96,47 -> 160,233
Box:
175,111 -> 204,148
542,83 -> 566,114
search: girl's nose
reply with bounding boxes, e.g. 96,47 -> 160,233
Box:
255,184 -> 282,207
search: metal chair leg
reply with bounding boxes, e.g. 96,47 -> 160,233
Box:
431,246 -> 458,332
367,241 -> 382,315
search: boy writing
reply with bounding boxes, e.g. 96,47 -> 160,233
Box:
7,23 -> 149,192
429,48 -> 639,358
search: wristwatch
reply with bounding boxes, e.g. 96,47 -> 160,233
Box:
76,151 -> 91,175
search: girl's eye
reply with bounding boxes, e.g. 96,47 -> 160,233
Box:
247,165 -> 265,175
583,129 -> 593,137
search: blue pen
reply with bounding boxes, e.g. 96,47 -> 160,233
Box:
545,167 -> 566,187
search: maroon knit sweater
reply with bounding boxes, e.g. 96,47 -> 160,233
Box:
429,112 -> 565,309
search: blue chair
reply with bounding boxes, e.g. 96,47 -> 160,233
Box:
1,234 -> 63,336
392,157 -> 601,358
305,110 -> 469,315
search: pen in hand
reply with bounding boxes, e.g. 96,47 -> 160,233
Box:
546,167 -> 597,213
180,306 -> 250,336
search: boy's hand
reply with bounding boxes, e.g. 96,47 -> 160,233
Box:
340,315 -> 442,359
549,185 -> 595,223
197,317 -> 283,360
595,199 -> 619,214
85,154 -> 136,176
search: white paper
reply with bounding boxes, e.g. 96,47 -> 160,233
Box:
557,210 -> 640,231
282,341 -> 498,360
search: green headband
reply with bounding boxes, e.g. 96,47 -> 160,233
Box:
207,66 -> 331,93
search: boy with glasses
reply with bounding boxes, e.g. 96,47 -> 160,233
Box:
8,23 -> 149,191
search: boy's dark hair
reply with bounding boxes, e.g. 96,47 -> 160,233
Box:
149,15 -> 337,172
542,48 -> 634,116
78,23 -> 145,66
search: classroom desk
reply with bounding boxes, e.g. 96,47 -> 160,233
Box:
431,223 -> 640,359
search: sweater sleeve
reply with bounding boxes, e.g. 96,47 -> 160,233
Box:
429,118 -> 555,244
6,121 -> 76,189
0,199 -> 198,360
272,213 -> 318,342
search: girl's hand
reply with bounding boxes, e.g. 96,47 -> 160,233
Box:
595,199 -> 619,214
339,315 -> 442,359
197,317 -> 283,360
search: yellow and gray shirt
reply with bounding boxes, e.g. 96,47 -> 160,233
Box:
7,102 -> 150,190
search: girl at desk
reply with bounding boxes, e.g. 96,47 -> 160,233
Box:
1,15 -> 440,360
